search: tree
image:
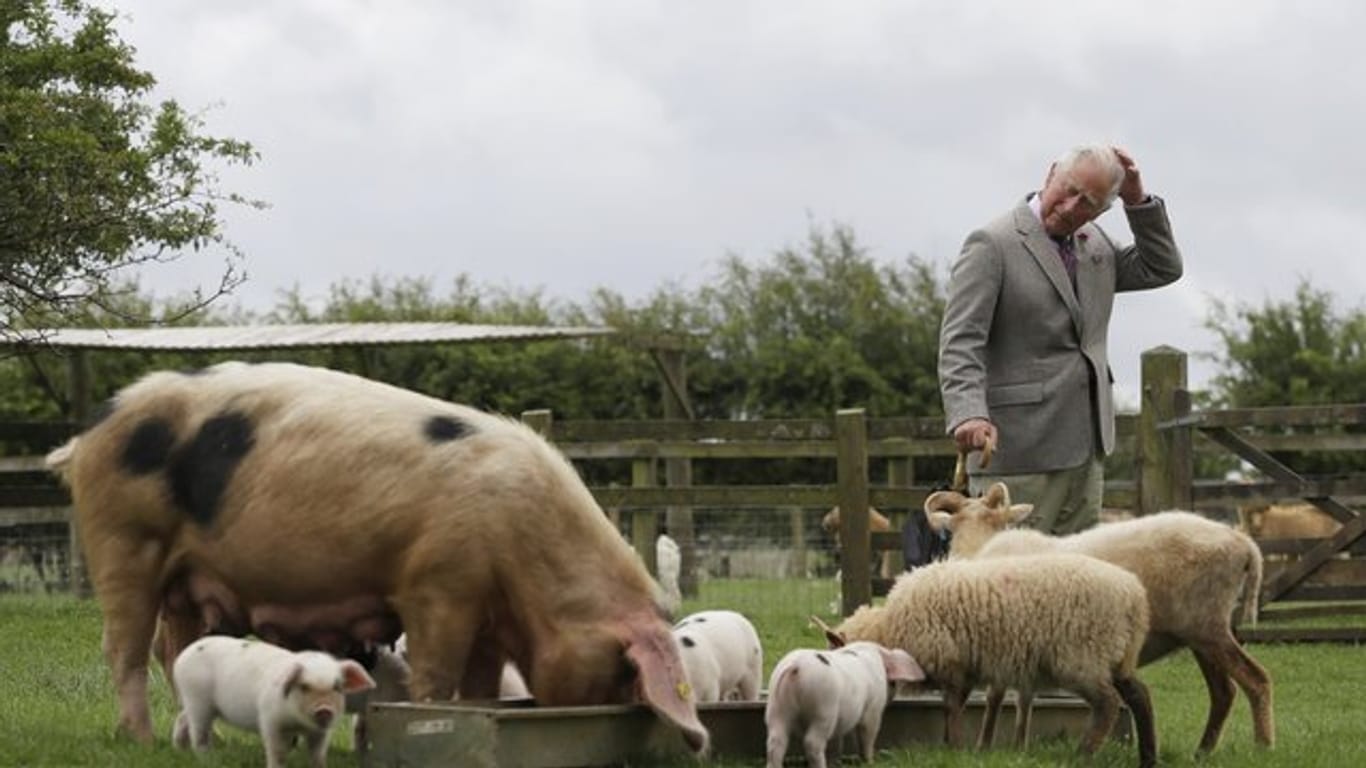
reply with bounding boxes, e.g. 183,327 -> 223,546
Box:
1206,281 -> 1366,408
1,0 -> 260,341
698,222 -> 946,420
1204,280 -> 1366,474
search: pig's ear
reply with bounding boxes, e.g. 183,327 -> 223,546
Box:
621,619 -> 709,755
281,662 -> 304,697
1008,503 -> 1035,525
880,648 -> 926,684
339,660 -> 377,694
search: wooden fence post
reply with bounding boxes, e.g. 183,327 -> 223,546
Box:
885,456 -> 912,573
66,350 -> 91,598
1138,346 -> 1193,515
836,409 -> 871,616
656,348 -> 698,597
632,458 -> 659,575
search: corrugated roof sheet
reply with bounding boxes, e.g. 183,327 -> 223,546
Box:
8,323 -> 618,352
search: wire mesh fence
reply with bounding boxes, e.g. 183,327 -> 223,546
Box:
0,521 -> 71,595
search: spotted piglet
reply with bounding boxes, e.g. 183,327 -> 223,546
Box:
673,609 -> 764,702
172,636 -> 375,768
764,641 -> 924,768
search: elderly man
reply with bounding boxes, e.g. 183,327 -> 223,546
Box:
938,145 -> 1182,533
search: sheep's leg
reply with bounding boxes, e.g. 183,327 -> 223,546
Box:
1014,688 -> 1034,748
1072,682 -> 1121,757
977,685 -> 1004,749
941,686 -> 969,748
1190,645 -> 1236,753
1218,634 -> 1275,749
1115,675 -> 1157,768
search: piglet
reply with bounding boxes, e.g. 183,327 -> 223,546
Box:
673,609 -> 764,702
172,635 -> 375,768
764,641 -> 924,768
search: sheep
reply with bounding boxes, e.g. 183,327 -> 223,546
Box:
656,533 -> 683,615
672,609 -> 763,702
925,482 -> 1273,753
821,553 -> 1157,768
821,506 -> 900,579
44,361 -> 707,752
171,635 -> 375,768
1238,502 -> 1342,553
764,641 -> 924,768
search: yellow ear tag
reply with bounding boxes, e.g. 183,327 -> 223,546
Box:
676,681 -> 692,701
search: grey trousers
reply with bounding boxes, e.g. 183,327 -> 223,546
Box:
969,456 -> 1104,535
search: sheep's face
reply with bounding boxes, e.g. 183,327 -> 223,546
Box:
922,482 -> 1033,557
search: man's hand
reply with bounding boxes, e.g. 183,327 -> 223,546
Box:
952,418 -> 997,453
1113,146 -> 1147,206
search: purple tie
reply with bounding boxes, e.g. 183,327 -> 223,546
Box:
1055,236 -> 1077,286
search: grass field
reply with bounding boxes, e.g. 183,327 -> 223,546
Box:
2,585 -> 1364,767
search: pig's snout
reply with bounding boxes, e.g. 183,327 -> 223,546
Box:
313,707 -> 335,728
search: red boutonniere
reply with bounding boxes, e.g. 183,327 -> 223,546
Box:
1077,232 -> 1089,244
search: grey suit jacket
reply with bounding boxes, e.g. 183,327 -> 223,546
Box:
938,194 -> 1182,475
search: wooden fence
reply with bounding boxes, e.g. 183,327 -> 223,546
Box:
2,346 -> 1364,639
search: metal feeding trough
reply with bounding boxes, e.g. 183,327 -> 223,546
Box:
362,693 -> 1132,767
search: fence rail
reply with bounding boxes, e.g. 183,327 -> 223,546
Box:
3,346 -> 1364,639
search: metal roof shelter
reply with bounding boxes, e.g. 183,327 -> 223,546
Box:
8,322 -> 692,422
19,322 -> 618,352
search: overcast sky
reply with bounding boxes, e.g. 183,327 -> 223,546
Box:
109,0 -> 1366,405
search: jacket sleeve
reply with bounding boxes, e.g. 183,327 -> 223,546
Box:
938,228 -> 1003,435
1112,195 -> 1183,292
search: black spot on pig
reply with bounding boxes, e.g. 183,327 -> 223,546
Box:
816,653 -> 831,666
424,414 -> 472,443
170,411 -> 255,527
680,636 -> 697,648
121,418 -> 176,475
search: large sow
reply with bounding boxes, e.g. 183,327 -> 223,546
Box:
47,361 -> 706,751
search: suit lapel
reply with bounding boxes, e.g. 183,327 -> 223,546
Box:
1074,227 -> 1104,332
1013,203 -> 1082,332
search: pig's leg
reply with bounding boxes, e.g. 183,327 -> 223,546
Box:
800,721 -> 832,768
459,628 -> 505,700
154,611 -> 204,698
856,711 -> 883,762
93,551 -> 163,742
261,723 -> 292,768
764,723 -> 790,768
396,590 -> 486,702
170,710 -> 191,750
305,729 -> 329,768
179,698 -> 215,752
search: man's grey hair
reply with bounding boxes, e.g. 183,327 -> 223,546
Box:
1056,144 -> 1124,205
